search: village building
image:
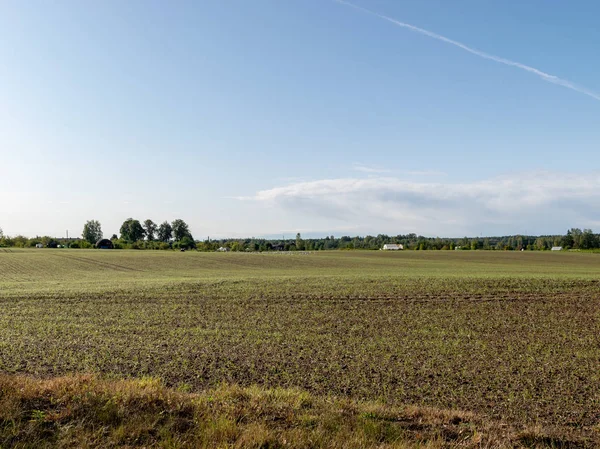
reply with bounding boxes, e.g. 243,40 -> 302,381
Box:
96,239 -> 114,249
382,243 -> 403,251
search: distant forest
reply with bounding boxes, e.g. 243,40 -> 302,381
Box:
1,219 -> 599,251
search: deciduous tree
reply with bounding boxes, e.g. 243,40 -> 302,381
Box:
143,219 -> 157,241
581,229 -> 597,249
120,218 -> 145,243
296,233 -> 305,251
171,219 -> 191,241
179,235 -> 196,249
157,221 -> 173,243
82,220 -> 103,245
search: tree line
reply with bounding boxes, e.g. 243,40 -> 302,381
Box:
199,229 -> 598,252
1,224 -> 599,251
81,218 -> 195,249
0,219 -> 194,250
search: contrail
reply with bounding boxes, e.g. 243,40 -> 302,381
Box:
335,0 -> 600,102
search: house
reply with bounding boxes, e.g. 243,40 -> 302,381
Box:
551,246 -> 563,251
383,243 -> 403,251
35,243 -> 43,248
96,239 -> 114,249
217,247 -> 230,252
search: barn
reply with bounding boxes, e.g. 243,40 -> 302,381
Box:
383,243 -> 403,251
96,239 -> 114,249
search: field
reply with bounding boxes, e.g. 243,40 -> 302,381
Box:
1,249 -> 600,447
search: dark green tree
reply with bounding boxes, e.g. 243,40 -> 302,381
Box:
178,235 -> 196,249
562,230 -> 574,248
157,221 -> 173,242
82,220 -> 103,245
143,219 -> 157,241
171,219 -> 191,241
120,218 -> 145,243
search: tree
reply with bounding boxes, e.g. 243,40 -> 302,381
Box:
157,221 -> 173,242
581,229 -> 597,249
562,230 -> 574,249
111,234 -> 118,240
82,220 -> 103,245
534,238 -> 547,251
120,218 -> 145,243
569,228 -> 583,249
0,227 -> 3,238
296,233 -> 305,251
143,219 -> 157,241
179,235 -> 196,249
171,219 -> 191,241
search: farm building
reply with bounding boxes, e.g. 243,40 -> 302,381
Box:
96,239 -> 114,249
383,243 -> 403,251
35,243 -> 43,248
551,246 -> 563,251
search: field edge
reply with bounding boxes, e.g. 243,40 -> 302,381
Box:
0,373 -> 594,448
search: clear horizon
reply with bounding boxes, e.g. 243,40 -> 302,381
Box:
2,1 -> 599,239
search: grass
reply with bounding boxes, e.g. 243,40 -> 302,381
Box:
0,373 -> 586,448
1,249 -> 600,446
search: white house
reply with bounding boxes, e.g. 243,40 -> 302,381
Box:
551,246 -> 563,251
217,247 -> 230,252
35,243 -> 43,248
383,243 -> 403,251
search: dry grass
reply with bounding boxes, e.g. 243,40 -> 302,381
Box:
0,374 -> 589,448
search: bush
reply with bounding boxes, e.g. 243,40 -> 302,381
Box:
178,236 -> 196,250
69,240 -> 93,249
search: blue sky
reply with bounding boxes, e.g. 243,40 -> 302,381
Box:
1,1 -> 600,239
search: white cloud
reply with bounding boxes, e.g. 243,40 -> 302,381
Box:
238,172 -> 600,236
404,170 -> 447,177
352,164 -> 392,174
352,164 -> 447,177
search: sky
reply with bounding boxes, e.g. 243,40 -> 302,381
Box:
1,0 -> 600,239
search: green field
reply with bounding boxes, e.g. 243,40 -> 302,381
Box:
1,249 -> 600,447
